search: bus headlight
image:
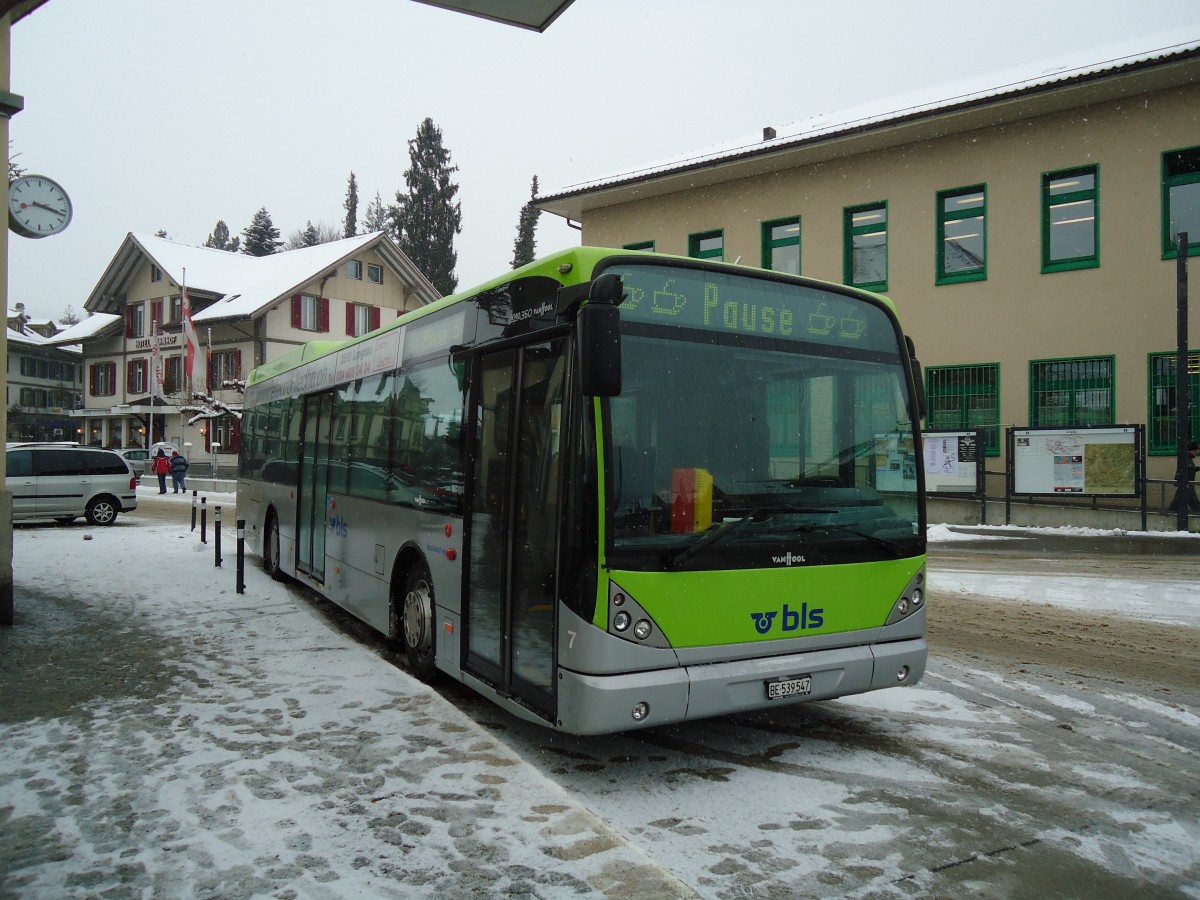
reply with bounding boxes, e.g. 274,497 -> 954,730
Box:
607,582 -> 671,648
885,567 -> 927,626
631,702 -> 650,721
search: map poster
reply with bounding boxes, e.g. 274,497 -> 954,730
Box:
1011,426 -> 1139,497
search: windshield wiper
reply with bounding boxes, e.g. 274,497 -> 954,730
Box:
666,505 -> 835,568
790,522 -> 911,557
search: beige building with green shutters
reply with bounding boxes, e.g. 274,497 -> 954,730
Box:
539,37 -> 1200,487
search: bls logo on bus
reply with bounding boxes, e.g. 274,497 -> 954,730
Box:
751,602 -> 825,634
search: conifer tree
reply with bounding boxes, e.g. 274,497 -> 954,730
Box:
511,175 -> 541,268
241,207 -> 282,257
204,219 -> 240,253
343,171 -> 359,238
362,191 -> 387,233
389,118 -> 462,295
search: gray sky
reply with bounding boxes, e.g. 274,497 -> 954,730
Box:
10,0 -> 1200,323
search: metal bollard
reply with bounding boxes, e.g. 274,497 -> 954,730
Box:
191,490 -> 198,532
201,497 -> 207,544
236,518 -> 246,594
214,505 -> 222,568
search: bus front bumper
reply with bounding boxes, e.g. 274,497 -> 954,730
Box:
555,637 -> 927,735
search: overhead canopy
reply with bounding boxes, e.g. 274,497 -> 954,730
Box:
411,0 -> 574,32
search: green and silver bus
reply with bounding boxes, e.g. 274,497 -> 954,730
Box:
238,248 -> 928,734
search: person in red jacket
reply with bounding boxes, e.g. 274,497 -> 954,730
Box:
152,448 -> 171,494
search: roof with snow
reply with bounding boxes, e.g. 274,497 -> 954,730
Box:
84,232 -> 441,324
9,325 -> 81,354
42,312 -> 119,347
538,32 -> 1200,220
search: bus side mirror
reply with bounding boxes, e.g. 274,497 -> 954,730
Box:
577,274 -> 624,397
578,302 -> 621,397
905,335 -> 927,421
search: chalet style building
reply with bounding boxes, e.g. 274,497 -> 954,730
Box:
48,231 -> 439,464
538,35 -> 1200,487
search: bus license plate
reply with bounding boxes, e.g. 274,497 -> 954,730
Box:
766,675 -> 812,700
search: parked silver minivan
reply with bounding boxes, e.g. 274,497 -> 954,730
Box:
6,444 -> 139,525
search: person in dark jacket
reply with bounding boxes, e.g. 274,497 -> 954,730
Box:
152,449 -> 170,494
1170,441 -> 1200,514
169,450 -> 189,494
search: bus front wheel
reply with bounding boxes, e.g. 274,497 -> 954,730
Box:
401,563 -> 438,682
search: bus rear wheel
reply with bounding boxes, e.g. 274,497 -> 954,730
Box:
401,563 -> 438,682
263,513 -> 285,582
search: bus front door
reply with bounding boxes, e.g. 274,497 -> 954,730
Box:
297,391 -> 333,582
465,339 -> 568,720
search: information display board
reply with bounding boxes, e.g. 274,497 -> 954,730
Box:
1010,426 -> 1140,497
923,431 -> 982,494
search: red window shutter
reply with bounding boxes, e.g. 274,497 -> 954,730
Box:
320,297 -> 330,333
291,295 -> 301,329
204,427 -> 210,453
346,303 -> 356,336
125,308 -> 135,338
369,306 -> 380,331
127,360 -> 135,393
232,349 -> 242,379
89,365 -> 96,396
151,300 -> 162,332
230,418 -> 242,454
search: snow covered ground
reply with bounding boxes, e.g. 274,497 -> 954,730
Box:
2,494 -> 1197,897
927,523 -> 1200,628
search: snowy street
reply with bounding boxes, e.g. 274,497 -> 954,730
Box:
1,492 -> 1198,898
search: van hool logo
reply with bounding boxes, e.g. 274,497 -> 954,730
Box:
771,551 -> 806,566
751,603 -> 825,634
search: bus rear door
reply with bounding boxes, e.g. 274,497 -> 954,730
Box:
297,391 -> 333,582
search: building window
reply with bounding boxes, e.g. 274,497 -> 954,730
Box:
150,265 -> 162,283
688,229 -> 724,261
164,355 -> 184,394
926,364 -> 1000,454
1043,166 -> 1098,272
367,263 -> 383,284
291,294 -> 329,332
209,349 -> 243,387
346,303 -> 381,337
623,241 -> 655,252
936,185 -> 986,284
1162,146 -> 1200,258
90,362 -> 117,397
167,294 -> 182,324
127,359 -> 149,394
210,415 -> 241,454
1030,356 -> 1114,427
761,217 -> 800,275
346,260 -> 363,280
125,303 -> 145,338
1147,351 -> 1200,453
844,202 -> 888,291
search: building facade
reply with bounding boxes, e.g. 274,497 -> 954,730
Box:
50,231 -> 439,464
539,39 -> 1200,484
5,324 -> 80,442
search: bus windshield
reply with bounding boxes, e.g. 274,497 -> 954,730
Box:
604,263 -> 922,569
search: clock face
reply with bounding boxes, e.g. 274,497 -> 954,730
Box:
9,174 -> 73,238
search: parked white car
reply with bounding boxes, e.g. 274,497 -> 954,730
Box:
118,447 -> 150,478
6,444 -> 138,525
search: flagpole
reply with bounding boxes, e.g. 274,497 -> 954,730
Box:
149,319 -> 156,448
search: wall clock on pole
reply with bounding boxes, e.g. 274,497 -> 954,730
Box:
8,174 -> 73,238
